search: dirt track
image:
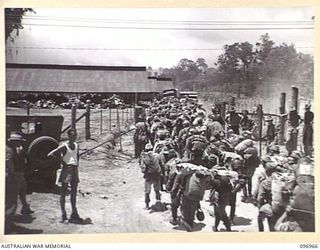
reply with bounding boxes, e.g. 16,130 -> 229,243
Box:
6,129 -> 264,235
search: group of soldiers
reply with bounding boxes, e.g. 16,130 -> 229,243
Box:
134,96 -> 314,232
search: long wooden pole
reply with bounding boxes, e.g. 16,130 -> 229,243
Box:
258,104 -> 263,157
100,109 -> 103,135
71,104 -> 77,130
85,100 -> 91,140
279,93 -> 286,145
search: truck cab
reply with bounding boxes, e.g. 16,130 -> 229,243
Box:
6,115 -> 64,187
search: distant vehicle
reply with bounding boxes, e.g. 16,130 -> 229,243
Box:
179,91 -> 198,102
6,115 -> 64,187
162,89 -> 178,98
101,95 -> 124,109
8,100 -> 32,108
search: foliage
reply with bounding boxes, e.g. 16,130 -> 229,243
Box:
157,33 -> 313,100
5,8 -> 35,42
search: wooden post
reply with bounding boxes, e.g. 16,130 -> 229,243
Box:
126,108 -> 129,123
116,107 -> 122,151
291,86 -> 299,111
100,109 -> 103,135
71,104 -> 77,130
279,93 -> 286,145
121,108 -> 124,128
85,100 -> 91,140
257,104 -> 263,157
291,86 -> 299,151
134,92 -> 138,107
109,108 -> 111,131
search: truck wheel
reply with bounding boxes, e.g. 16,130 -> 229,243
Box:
28,136 -> 59,171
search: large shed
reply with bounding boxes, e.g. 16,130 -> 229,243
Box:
6,63 -> 160,103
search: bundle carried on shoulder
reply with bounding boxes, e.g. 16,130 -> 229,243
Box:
288,159 -> 315,226
140,151 -> 161,174
235,139 -> 253,155
183,170 -> 212,201
214,168 -> 239,181
175,162 -> 209,176
271,172 -> 295,213
175,163 -> 212,201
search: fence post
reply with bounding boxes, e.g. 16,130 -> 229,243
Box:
121,108 -> 124,128
290,86 -> 299,151
109,108 -> 112,131
278,93 -> 286,145
85,100 -> 91,140
27,104 -> 30,116
126,108 -> 129,123
116,107 -> 123,151
291,86 -> 299,111
100,109 -> 103,135
257,104 -> 263,157
71,104 -> 77,130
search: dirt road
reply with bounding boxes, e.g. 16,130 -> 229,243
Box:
7,132 -> 263,235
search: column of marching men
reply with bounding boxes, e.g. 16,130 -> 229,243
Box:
134,96 -> 314,232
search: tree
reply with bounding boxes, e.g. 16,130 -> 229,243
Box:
264,43 -> 299,79
196,58 -> 208,74
255,33 -> 275,63
216,42 -> 256,97
5,8 -> 35,42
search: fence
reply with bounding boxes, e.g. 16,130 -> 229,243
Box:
61,103 -> 135,141
202,86 -> 313,154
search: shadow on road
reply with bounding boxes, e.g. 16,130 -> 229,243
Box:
172,221 -> 206,232
68,217 -> 93,225
28,184 -> 62,195
5,223 -> 43,234
149,202 -> 168,213
192,222 -> 206,232
13,214 -> 36,224
233,216 -> 252,226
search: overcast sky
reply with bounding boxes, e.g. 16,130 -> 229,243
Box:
5,7 -> 314,68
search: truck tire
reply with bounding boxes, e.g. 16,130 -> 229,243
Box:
28,136 -> 59,171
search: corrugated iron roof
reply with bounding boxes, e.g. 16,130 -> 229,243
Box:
6,63 -> 157,93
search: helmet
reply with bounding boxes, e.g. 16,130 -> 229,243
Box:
157,130 -> 167,140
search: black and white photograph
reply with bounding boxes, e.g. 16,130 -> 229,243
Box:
4,7 -> 315,235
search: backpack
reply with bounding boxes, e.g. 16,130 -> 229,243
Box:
140,152 -> 161,174
183,171 -> 211,201
138,130 -> 148,143
153,141 -> 167,154
271,172 -> 295,213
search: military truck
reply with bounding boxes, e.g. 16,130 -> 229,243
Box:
6,115 -> 64,187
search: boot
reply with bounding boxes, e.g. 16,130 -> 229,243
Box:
21,204 -> 34,215
69,210 -> 84,223
145,194 -> 150,210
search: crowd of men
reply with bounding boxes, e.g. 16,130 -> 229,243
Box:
134,96 -> 314,232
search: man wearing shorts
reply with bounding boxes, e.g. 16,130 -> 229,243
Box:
48,129 -> 83,223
